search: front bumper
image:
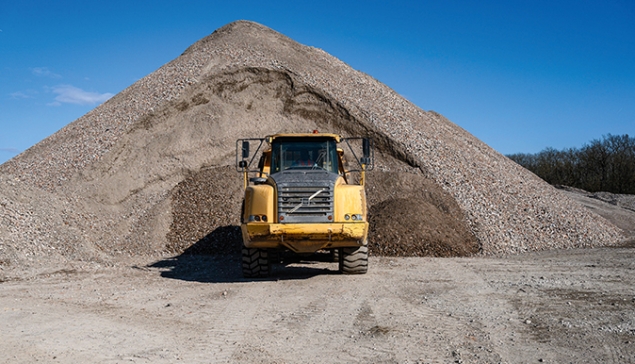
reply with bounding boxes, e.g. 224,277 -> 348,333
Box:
241,222 -> 368,253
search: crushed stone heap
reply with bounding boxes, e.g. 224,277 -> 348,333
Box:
0,21 -> 624,275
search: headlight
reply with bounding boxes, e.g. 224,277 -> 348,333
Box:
344,214 -> 362,221
248,215 -> 267,222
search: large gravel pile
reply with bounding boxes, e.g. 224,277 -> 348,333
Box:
0,21 -> 625,277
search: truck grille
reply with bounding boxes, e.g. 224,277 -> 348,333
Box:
277,182 -> 334,223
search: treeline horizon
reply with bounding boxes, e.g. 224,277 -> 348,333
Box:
507,134 -> 635,194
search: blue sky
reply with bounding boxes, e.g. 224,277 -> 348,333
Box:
1,0 -> 634,165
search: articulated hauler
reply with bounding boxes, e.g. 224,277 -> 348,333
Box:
236,132 -> 373,277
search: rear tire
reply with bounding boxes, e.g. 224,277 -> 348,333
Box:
339,244 -> 368,274
242,246 -> 269,278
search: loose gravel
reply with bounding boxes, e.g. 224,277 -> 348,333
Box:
0,21 -> 626,278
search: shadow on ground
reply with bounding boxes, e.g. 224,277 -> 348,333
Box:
149,226 -> 341,283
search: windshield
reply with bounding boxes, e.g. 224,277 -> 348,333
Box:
270,137 -> 339,174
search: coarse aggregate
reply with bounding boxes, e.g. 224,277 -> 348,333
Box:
0,21 -> 626,277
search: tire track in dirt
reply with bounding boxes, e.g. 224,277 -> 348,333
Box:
367,258 -> 508,363
2,251 -> 634,363
196,281 -> 276,363
230,272 -> 378,363
419,258 -> 548,363
225,264 -> 452,363
0,278 -> 172,363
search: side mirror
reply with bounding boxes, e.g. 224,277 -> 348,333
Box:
363,138 -> 370,159
242,141 -> 250,159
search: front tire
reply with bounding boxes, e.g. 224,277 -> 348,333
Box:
339,244 -> 368,274
242,246 -> 269,278
331,248 -> 340,262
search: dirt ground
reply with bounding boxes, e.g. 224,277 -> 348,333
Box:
1,190 -> 634,364
1,245 -> 634,364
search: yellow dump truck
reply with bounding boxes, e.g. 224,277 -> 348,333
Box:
236,132 -> 373,277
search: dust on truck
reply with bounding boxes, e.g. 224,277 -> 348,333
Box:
236,132 -> 373,278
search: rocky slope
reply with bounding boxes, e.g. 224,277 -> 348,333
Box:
0,21 -> 625,277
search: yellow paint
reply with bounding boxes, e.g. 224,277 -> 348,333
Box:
259,150 -> 271,177
239,132 -> 370,254
242,222 -> 368,253
333,181 -> 366,222
243,184 -> 274,222
268,133 -> 341,142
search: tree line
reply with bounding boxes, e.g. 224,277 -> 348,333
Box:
507,134 -> 635,194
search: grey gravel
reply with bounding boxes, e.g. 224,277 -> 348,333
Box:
0,21 -> 625,278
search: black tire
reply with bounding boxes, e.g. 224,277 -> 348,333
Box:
331,248 -> 340,262
269,248 -> 282,265
242,246 -> 269,278
339,244 -> 368,274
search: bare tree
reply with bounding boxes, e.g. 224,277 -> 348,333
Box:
507,134 -> 635,194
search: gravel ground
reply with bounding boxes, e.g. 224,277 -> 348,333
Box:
1,246 -> 634,363
0,20 -> 627,279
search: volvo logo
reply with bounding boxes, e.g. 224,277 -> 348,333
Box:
287,188 -> 325,214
